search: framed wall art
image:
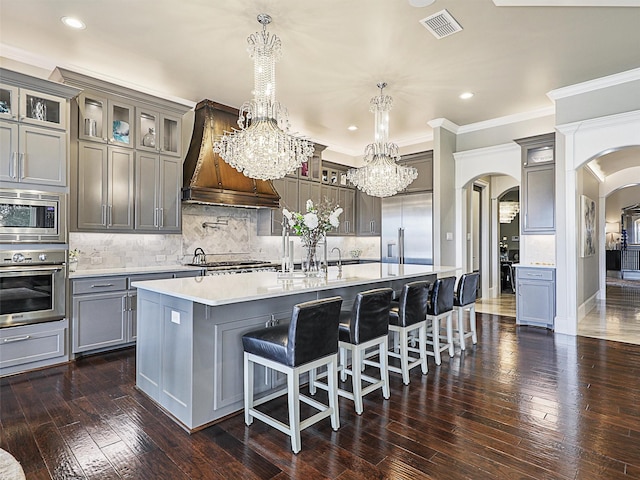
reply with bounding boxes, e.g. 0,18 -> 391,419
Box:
581,194 -> 596,257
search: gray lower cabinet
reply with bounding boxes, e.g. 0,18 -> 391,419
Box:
0,319 -> 68,377
135,153 -> 181,232
72,270 -> 202,354
72,277 -> 131,353
515,267 -> 555,328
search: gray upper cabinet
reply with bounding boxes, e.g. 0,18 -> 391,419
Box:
356,191 -> 381,236
136,107 -> 182,157
400,152 -> 433,193
0,72 -> 79,188
135,153 -> 181,232
77,141 -> 134,231
54,68 -> 190,233
338,187 -> 355,235
517,133 -> 555,234
0,122 -> 66,187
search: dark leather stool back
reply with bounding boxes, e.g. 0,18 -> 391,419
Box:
291,297 -> 343,366
390,281 -> 430,328
454,273 -> 479,307
427,277 -> 455,316
242,296 -> 342,368
345,288 -> 393,344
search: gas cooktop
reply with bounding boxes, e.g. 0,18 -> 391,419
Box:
188,260 -> 278,269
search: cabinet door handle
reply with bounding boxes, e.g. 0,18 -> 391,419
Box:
91,283 -> 114,288
122,295 -> 127,312
101,204 -> 107,226
370,220 -> 375,234
108,205 -> 113,226
3,335 -> 31,343
9,152 -> 16,178
19,153 -> 25,179
159,208 -> 164,228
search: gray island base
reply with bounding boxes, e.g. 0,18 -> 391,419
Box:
132,263 -> 458,432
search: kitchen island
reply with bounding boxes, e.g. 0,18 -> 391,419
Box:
132,263 -> 458,431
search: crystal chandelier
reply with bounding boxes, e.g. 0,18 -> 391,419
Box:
499,201 -> 520,223
213,14 -> 314,180
347,83 -> 417,198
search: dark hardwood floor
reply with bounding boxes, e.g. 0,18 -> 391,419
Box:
3,313 -> 640,479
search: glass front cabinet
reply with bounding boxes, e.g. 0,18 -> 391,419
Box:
136,107 -> 181,157
0,84 -> 19,121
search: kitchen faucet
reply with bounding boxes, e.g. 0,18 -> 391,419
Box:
331,247 -> 342,275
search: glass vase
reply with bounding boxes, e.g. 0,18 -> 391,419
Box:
302,242 -> 320,277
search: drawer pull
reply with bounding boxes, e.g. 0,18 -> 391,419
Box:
91,283 -> 115,288
527,273 -> 543,277
3,335 -> 31,343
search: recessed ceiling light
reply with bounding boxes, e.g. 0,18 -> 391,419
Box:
459,92 -> 474,100
347,125 -> 358,131
61,16 -> 86,30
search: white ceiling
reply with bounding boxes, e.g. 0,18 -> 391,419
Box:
1,0 -> 640,160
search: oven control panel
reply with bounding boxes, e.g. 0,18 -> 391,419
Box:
1,249 -> 66,266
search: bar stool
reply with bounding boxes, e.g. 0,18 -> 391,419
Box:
242,296 -> 342,454
387,281 -> 430,385
453,272 -> 480,351
336,288 -> 393,415
425,277 -> 456,364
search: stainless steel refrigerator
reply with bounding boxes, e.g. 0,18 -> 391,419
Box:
381,192 -> 433,264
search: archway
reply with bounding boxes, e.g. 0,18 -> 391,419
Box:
556,110 -> 640,335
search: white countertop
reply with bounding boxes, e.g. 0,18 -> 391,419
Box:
69,265 -> 204,279
132,263 -> 459,307
512,263 -> 555,269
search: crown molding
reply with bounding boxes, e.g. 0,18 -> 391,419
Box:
428,118 -> 460,133
453,142 -> 521,161
457,106 -> 555,134
493,0 -> 640,6
548,67 -> 640,101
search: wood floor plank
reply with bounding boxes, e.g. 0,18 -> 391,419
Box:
3,306 -> 640,479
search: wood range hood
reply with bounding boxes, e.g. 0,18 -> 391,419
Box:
182,99 -> 280,208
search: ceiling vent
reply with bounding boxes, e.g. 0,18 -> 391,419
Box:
419,9 -> 463,39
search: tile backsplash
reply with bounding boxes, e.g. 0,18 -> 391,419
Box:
69,204 -> 380,270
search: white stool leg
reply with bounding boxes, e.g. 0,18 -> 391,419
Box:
470,304 -> 478,344
399,328 -> 409,385
456,308 -> 466,351
244,353 -> 254,426
446,313 -> 454,357
418,322 -> 428,374
352,346 -> 364,415
432,317 -> 442,365
379,340 -> 390,400
339,346 -> 347,382
328,356 -> 340,431
309,367 -> 317,395
287,371 -> 301,454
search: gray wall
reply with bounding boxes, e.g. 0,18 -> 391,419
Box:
577,167 -> 600,305
555,79 -> 640,125
433,126 -> 457,267
456,115 -> 555,152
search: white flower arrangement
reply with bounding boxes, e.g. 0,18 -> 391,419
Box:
69,248 -> 81,261
283,199 -> 343,248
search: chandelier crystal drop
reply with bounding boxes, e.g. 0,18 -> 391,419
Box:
213,14 -> 314,180
347,83 -> 417,197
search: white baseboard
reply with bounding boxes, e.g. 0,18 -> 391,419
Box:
578,291 -> 598,319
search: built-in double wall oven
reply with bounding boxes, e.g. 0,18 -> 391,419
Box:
0,188 -> 67,329
0,189 -> 66,243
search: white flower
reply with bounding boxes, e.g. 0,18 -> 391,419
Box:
306,199 -> 314,211
329,214 -> 340,228
303,212 -> 319,230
